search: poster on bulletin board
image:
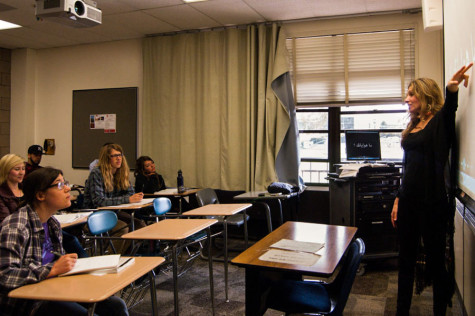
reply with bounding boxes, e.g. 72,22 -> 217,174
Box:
90,114 -> 117,133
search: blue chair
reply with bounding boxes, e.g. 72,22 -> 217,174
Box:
264,238 -> 365,315
86,210 -> 119,256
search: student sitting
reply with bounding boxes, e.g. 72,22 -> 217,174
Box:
83,143 -> 145,233
0,154 -> 25,223
0,167 -> 128,316
134,156 -> 166,193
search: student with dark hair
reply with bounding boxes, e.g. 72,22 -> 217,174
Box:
0,167 -> 128,316
25,145 -> 43,177
134,156 -> 166,194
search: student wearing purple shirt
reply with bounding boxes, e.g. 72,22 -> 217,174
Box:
0,167 -> 128,316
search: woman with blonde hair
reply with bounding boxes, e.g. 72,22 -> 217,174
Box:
0,154 -> 26,223
83,143 -> 145,232
391,63 -> 473,316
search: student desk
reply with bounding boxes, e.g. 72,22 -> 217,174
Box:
54,211 -> 92,229
182,203 -> 252,302
144,188 -> 201,213
231,221 -> 357,316
233,191 -> 299,232
97,198 -> 154,231
8,256 -> 165,316
121,218 -> 218,316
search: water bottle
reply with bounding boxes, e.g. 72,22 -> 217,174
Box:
177,169 -> 185,193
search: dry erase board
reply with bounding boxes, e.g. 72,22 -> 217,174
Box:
444,0 -> 475,200
72,87 -> 137,169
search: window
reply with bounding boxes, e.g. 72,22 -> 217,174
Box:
288,30 -> 415,185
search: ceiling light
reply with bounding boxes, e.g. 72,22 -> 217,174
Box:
0,20 -> 21,30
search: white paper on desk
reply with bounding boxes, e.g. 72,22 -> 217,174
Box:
105,198 -> 155,209
259,249 -> 320,266
53,212 -> 93,224
270,239 -> 324,254
154,188 -> 178,194
59,254 -> 121,276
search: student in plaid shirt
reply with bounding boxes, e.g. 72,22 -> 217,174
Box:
0,167 -> 128,316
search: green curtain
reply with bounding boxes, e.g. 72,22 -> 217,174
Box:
142,24 -> 292,190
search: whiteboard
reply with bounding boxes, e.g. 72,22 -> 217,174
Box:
444,0 -> 475,200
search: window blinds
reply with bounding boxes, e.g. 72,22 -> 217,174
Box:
286,29 -> 415,106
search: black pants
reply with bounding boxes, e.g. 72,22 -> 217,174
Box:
396,197 -> 449,316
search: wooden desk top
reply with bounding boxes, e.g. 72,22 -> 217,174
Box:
121,218 -> 217,240
182,203 -> 252,216
144,188 -> 201,198
8,256 -> 165,303
233,191 -> 297,201
231,221 -> 357,277
97,198 -> 154,210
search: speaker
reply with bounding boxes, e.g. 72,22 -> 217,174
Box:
422,0 -> 443,32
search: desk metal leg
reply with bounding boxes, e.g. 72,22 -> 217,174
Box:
207,228 -> 216,315
87,303 -> 97,316
243,209 -> 249,249
256,202 -> 272,233
172,243 -> 179,316
276,199 -> 283,226
223,219 -> 229,302
149,269 -> 158,316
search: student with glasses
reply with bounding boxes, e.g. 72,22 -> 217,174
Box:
0,167 -> 128,316
83,143 -> 146,242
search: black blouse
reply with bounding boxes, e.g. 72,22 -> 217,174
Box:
134,173 -> 166,194
398,89 -> 458,204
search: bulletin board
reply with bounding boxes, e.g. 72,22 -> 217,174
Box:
72,87 -> 137,169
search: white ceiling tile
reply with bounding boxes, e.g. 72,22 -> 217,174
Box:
146,4 -> 222,30
190,0 -> 264,26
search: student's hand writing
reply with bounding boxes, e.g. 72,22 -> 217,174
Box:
48,253 -> 78,278
129,192 -> 144,203
391,197 -> 399,228
448,62 -> 473,92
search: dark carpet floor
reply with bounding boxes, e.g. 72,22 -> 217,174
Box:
127,244 -> 465,316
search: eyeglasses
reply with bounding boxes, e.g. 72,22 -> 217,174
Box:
49,181 -> 70,190
110,153 -> 123,158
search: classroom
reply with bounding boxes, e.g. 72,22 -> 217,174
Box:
0,0 -> 474,315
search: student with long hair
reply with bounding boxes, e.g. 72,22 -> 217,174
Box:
0,154 -> 25,223
391,63 -> 473,316
0,167 -> 128,315
83,143 -> 145,231
134,156 -> 166,193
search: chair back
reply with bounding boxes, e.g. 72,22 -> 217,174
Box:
153,197 -> 172,215
195,188 -> 219,206
87,211 -> 118,235
329,238 -> 365,315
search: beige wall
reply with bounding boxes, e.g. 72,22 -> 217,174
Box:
9,13 -> 442,187
11,39 -> 143,185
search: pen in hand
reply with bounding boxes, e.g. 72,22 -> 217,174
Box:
50,251 -> 63,259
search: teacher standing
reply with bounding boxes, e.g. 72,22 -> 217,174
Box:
391,62 -> 473,316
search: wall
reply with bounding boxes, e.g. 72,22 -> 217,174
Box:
9,13 -> 442,188
0,48 -> 10,157
11,39 -> 143,185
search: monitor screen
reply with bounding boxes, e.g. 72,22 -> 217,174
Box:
345,130 -> 381,161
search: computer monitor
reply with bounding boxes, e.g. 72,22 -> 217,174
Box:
345,130 -> 381,161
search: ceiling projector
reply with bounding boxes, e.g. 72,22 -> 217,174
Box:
36,0 -> 102,28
